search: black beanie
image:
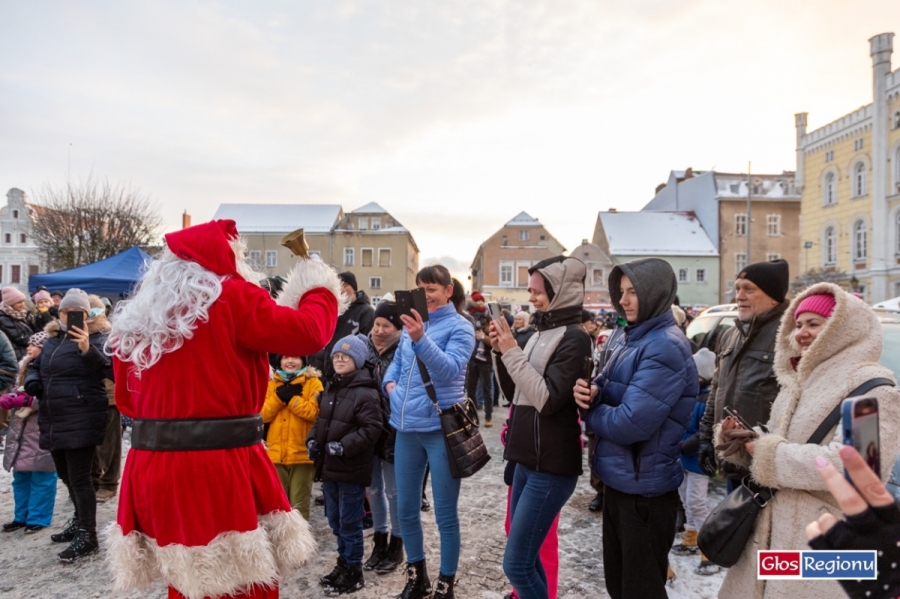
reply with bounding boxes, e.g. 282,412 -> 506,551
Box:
737,259 -> 790,303
374,300 -> 403,330
338,272 -> 358,292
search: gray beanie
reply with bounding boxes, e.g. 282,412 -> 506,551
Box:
693,348 -> 716,382
59,288 -> 91,313
331,334 -> 368,369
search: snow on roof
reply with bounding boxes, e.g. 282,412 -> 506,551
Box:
599,211 -> 718,256
213,204 -> 342,233
505,211 -> 542,227
350,202 -> 388,214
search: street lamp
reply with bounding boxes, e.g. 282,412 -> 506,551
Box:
803,241 -> 814,282
850,275 -> 859,292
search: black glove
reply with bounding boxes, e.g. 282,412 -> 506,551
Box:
276,383 -> 304,403
808,503 -> 900,599
681,432 -> 700,456
697,439 -> 718,477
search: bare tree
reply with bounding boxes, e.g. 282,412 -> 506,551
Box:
31,176 -> 161,271
791,268 -> 852,292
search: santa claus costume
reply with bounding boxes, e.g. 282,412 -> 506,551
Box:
104,220 -> 348,599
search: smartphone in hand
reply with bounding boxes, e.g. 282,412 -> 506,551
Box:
66,310 -> 85,340
582,356 -> 595,381
488,301 -> 503,322
724,405 -> 754,430
842,396 -> 880,480
394,288 -> 429,323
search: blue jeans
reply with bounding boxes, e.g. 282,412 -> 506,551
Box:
504,464 -> 578,599
395,431 -> 461,576
322,481 -> 366,567
368,456 -> 400,537
12,471 -> 57,527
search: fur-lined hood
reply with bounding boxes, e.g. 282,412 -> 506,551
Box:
44,314 -> 112,338
272,366 -> 321,383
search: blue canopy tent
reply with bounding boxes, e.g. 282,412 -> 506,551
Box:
29,247 -> 153,297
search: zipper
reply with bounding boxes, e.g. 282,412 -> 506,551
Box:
400,320 -> 429,430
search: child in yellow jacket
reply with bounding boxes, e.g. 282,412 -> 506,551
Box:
261,356 -> 323,521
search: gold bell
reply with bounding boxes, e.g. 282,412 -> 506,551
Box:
280,228 -> 310,258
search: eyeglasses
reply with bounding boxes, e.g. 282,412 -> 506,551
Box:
332,354 -> 351,363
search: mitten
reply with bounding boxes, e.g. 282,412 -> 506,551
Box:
276,383 -> 304,403
306,440 -> 319,460
325,441 -> 344,456
697,439 -> 718,477
715,427 -> 758,467
0,391 -> 31,411
681,432 -> 700,456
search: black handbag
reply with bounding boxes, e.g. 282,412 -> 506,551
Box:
416,358 -> 491,479
697,377 -> 894,568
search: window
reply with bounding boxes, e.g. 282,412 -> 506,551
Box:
678,268 -> 690,284
28,265 -> 38,277
344,247 -> 354,266
591,268 -> 604,287
696,268 -> 706,283
3,234 -> 9,244
19,234 -> 25,244
824,226 -> 837,265
501,235 -> 508,246
378,248 -> 391,267
854,220 -> 868,261
539,235 -> 546,241
11,265 -> 20,284
895,111 -> 900,129
12,210 -> 18,219
854,162 -> 867,197
500,262 -> 513,287
824,172 -> 836,205
735,253 -> 747,277
309,250 -> 321,258
519,230 -> 529,241
358,217 -> 368,231
735,214 -> 747,237
517,265 -> 529,288
371,218 -> 381,230
264,251 -> 276,268
825,150 -> 834,162
854,138 -> 865,151
369,277 -> 382,289
766,214 -> 781,237
361,248 -> 373,267
249,250 -> 261,267
766,253 -> 781,262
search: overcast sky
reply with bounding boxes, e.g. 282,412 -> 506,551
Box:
3,1 -> 900,285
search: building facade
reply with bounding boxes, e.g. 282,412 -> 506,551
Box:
644,169 -> 800,301
0,189 -> 44,293
213,202 -> 419,305
568,239 -> 614,308
795,32 -> 900,302
592,210 -> 720,308
469,212 -> 566,306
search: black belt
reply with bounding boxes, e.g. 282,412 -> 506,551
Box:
130,415 -> 264,451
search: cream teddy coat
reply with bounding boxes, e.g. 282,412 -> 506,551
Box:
715,282 -> 900,599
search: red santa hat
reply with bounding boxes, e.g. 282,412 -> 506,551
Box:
165,220 -> 241,279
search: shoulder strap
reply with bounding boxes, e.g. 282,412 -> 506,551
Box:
807,377 -> 895,444
415,357 -> 441,413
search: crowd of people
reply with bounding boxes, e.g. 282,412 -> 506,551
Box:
3,219 -> 900,599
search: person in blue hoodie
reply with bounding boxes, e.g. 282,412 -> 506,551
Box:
382,265 -> 475,599
574,258 -> 697,599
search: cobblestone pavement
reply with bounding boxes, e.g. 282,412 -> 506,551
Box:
0,418 -> 726,598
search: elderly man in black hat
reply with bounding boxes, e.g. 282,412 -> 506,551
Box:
697,259 -> 790,493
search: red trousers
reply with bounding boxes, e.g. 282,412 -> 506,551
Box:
504,486 -> 559,599
168,585 -> 278,599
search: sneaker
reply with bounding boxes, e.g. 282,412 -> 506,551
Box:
24,525 -> 45,535
57,529 -> 99,563
484,419 -> 493,428
1,521 -> 26,533
95,489 -> 117,502
324,563 -> 364,595
51,518 -> 80,543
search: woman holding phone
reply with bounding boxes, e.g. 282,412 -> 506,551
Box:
490,256 -> 592,599
24,288 -> 112,563
383,265 -> 475,599
711,282 -> 900,599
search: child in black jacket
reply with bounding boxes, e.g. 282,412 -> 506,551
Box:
307,334 -> 382,596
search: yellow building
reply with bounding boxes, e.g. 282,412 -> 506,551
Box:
796,32 -> 900,302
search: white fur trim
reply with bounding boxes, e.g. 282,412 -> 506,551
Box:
105,510 -> 315,599
748,433 -> 786,489
277,257 -> 351,316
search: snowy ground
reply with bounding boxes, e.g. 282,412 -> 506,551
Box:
0,424 -> 727,598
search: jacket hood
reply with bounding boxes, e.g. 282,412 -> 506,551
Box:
335,366 -> 376,389
164,219 -> 241,279
531,256 -> 585,312
608,258 -> 677,324
274,366 -> 321,384
352,290 -> 371,306
774,282 -> 884,387
45,317 -> 111,338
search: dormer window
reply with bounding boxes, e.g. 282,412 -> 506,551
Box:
12,210 -> 18,219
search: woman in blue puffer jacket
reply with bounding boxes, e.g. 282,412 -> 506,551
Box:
383,265 -> 475,599
574,258 -> 697,599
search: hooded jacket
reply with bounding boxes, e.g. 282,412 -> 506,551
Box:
494,256 -> 592,476
261,367 -> 323,466
713,283 -> 900,599
384,302 -> 475,433
4,354 -> 54,473
310,290 -> 375,382
307,367 -> 383,486
0,307 -> 36,361
586,258 -> 697,497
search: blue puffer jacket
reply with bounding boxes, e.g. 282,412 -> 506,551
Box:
384,303 -> 475,433
586,310 -> 698,497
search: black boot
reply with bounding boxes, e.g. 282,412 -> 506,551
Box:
57,529 -> 99,563
51,517 -> 80,544
320,556 -> 349,587
396,559 -> 431,599
375,535 -> 404,574
325,563 -> 365,595
364,531 -> 389,570
433,573 -> 455,599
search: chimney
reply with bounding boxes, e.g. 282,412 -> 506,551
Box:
581,238 -> 588,245
608,208 -> 618,212
182,210 -> 192,229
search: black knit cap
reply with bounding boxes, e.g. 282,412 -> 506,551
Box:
338,271 -> 358,292
374,300 -> 403,331
737,259 -> 790,303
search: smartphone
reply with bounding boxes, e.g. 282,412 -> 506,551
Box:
582,356 -> 595,381
394,288 -> 430,323
842,396 -> 880,479
724,405 -> 755,431
488,301 -> 503,322
66,310 -> 85,340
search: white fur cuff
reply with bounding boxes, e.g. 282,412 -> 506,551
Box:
277,258 -> 351,316
749,433 -> 786,489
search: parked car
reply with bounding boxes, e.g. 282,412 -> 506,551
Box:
684,309 -> 737,352
700,303 -> 737,314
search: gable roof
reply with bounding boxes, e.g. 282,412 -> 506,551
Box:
505,211 -> 542,227
350,202 -> 387,214
597,211 -> 718,257
212,204 -> 343,233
